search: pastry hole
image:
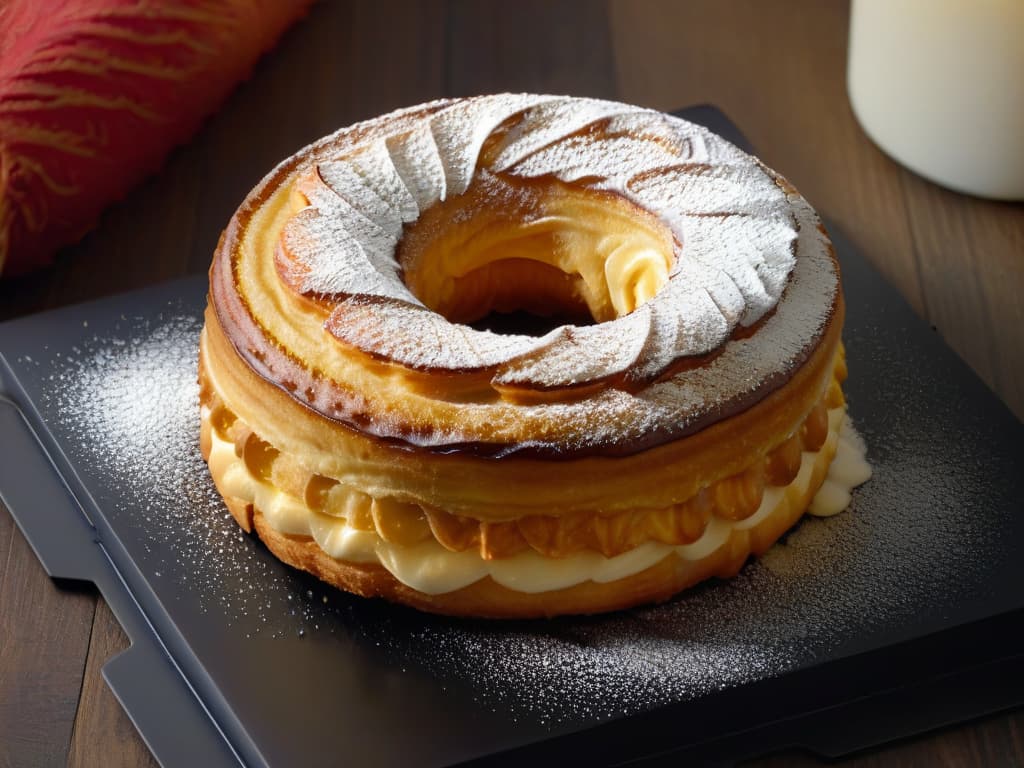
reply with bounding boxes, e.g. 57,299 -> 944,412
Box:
397,173 -> 674,335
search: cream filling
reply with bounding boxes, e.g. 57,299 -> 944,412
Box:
809,420 -> 872,517
206,407 -> 868,595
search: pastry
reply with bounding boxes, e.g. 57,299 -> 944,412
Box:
199,94 -> 867,618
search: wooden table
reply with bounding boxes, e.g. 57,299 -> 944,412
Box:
2,2 -> 1022,765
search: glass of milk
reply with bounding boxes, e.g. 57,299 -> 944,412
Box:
847,0 -> 1024,200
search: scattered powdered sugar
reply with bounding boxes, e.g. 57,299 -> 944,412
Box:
22,306 -> 1007,729
34,312 -> 336,637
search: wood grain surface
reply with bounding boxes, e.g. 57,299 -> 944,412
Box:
1,1 -> 1022,766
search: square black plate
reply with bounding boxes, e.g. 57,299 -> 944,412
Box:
2,107 -> 1023,768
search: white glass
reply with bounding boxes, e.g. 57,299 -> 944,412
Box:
847,0 -> 1024,200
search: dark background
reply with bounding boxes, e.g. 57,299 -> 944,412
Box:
1,2 -> 1022,766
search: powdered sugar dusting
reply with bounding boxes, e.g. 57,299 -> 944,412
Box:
490,98 -> 634,170
253,179 -> 834,455
509,133 -> 688,185
275,95 -> 807,393
385,122 -> 446,212
34,314 -> 310,633
314,160 -> 404,238
282,203 -> 413,302
345,140 -> 420,224
632,277 -> 729,381
429,93 -> 552,195
493,304 -> 651,388
637,198 -> 836,425
325,296 -> 545,371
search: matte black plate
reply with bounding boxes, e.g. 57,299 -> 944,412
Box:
1,107 -> 1022,768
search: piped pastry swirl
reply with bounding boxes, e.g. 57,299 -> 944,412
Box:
202,95 -> 860,617
274,95 -> 799,395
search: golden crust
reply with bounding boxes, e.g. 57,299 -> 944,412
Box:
198,98 -> 851,618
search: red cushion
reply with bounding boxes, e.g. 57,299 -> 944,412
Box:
0,0 -> 312,276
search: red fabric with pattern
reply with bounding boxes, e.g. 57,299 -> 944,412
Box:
0,0 -> 312,276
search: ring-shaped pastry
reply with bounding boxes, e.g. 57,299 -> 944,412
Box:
199,95 -> 863,617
